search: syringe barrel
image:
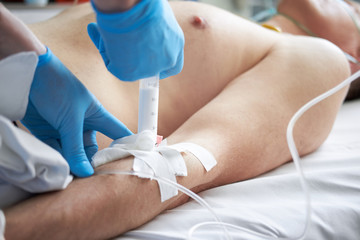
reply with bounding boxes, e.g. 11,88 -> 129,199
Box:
138,75 -> 160,138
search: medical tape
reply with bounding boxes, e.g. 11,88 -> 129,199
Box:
0,210 -> 5,240
167,143 -> 217,172
92,131 -> 217,202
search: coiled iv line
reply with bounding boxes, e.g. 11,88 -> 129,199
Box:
97,69 -> 360,240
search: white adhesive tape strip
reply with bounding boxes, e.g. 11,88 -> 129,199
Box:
92,132 -> 217,202
0,210 -> 5,240
91,131 -> 158,168
131,151 -> 177,202
157,147 -> 187,176
169,143 -> 217,172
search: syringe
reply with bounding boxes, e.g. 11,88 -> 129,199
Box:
138,75 -> 160,143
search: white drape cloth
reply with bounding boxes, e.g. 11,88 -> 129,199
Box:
0,52 -> 73,210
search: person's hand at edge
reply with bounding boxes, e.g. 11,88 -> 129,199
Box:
21,47 -> 132,177
87,0 -> 185,81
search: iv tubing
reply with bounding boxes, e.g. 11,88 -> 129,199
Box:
285,69 -> 360,239
187,70 -> 360,240
98,70 -> 360,239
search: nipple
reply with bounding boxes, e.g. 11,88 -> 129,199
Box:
192,16 -> 207,29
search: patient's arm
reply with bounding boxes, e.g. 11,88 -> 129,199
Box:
4,153 -> 209,240
4,35 -> 349,240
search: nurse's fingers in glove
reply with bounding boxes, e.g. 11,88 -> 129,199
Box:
85,107 -> 133,140
83,130 -> 98,161
60,122 -> 94,178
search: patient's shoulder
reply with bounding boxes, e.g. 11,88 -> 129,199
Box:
302,36 -> 350,83
276,35 -> 350,83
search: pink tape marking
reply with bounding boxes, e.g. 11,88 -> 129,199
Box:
156,135 -> 163,145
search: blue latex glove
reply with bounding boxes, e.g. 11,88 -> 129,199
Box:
21,47 -> 132,178
87,0 -> 184,81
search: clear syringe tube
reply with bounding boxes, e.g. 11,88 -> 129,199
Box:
138,75 -> 160,141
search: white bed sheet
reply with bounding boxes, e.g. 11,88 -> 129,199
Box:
117,99 -> 360,240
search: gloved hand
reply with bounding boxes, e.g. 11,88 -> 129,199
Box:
87,0 -> 184,81
21,47 -> 132,178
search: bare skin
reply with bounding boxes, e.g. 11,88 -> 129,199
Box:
2,1 -> 351,239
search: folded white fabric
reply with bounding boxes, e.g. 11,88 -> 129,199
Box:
0,52 -> 38,120
0,210 -> 4,240
0,116 -> 73,208
92,131 -> 217,202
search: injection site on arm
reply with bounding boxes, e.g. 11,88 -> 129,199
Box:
92,74 -> 217,201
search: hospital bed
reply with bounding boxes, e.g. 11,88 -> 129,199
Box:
117,98 -> 360,239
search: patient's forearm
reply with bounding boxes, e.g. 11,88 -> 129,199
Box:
4,152 -> 211,240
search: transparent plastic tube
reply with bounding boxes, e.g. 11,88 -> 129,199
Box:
343,52 -> 360,64
251,7 -> 277,22
138,75 -> 160,142
285,70 -> 360,239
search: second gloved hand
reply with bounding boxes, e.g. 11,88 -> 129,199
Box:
21,47 -> 132,177
87,0 -> 185,81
